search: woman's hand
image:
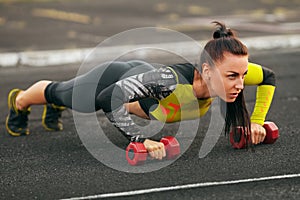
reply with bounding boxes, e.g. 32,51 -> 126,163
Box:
250,122 -> 266,144
143,139 -> 166,160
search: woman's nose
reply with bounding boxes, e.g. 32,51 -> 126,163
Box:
235,78 -> 244,90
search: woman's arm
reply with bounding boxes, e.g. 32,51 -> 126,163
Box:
244,62 -> 276,125
244,62 -> 276,144
97,66 -> 178,143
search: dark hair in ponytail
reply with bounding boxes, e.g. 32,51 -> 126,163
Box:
199,21 -> 251,146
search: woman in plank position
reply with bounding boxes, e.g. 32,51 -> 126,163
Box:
6,21 -> 276,160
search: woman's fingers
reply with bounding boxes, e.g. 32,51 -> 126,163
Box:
251,123 -> 266,144
149,146 -> 164,160
143,139 -> 166,160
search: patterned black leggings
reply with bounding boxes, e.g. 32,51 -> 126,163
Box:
44,60 -> 154,113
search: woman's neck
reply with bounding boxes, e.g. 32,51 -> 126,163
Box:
192,70 -> 212,99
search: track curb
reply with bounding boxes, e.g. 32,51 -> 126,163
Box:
0,34 -> 299,68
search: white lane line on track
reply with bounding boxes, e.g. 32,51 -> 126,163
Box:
1,34 -> 300,68
61,173 -> 300,200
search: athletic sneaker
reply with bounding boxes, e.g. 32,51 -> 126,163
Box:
6,89 -> 30,136
42,104 -> 65,131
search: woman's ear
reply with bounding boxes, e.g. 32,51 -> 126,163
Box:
202,63 -> 211,80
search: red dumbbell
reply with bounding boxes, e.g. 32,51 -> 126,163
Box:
262,121 -> 279,144
230,121 -> 279,149
126,136 -> 180,166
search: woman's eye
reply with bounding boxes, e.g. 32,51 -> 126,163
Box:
228,74 -> 236,79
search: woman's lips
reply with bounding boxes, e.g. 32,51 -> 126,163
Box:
229,93 -> 239,98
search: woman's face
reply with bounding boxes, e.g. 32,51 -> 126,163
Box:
207,52 -> 248,102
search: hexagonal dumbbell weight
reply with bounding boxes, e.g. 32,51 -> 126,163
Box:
262,121 -> 279,144
126,136 -> 180,166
